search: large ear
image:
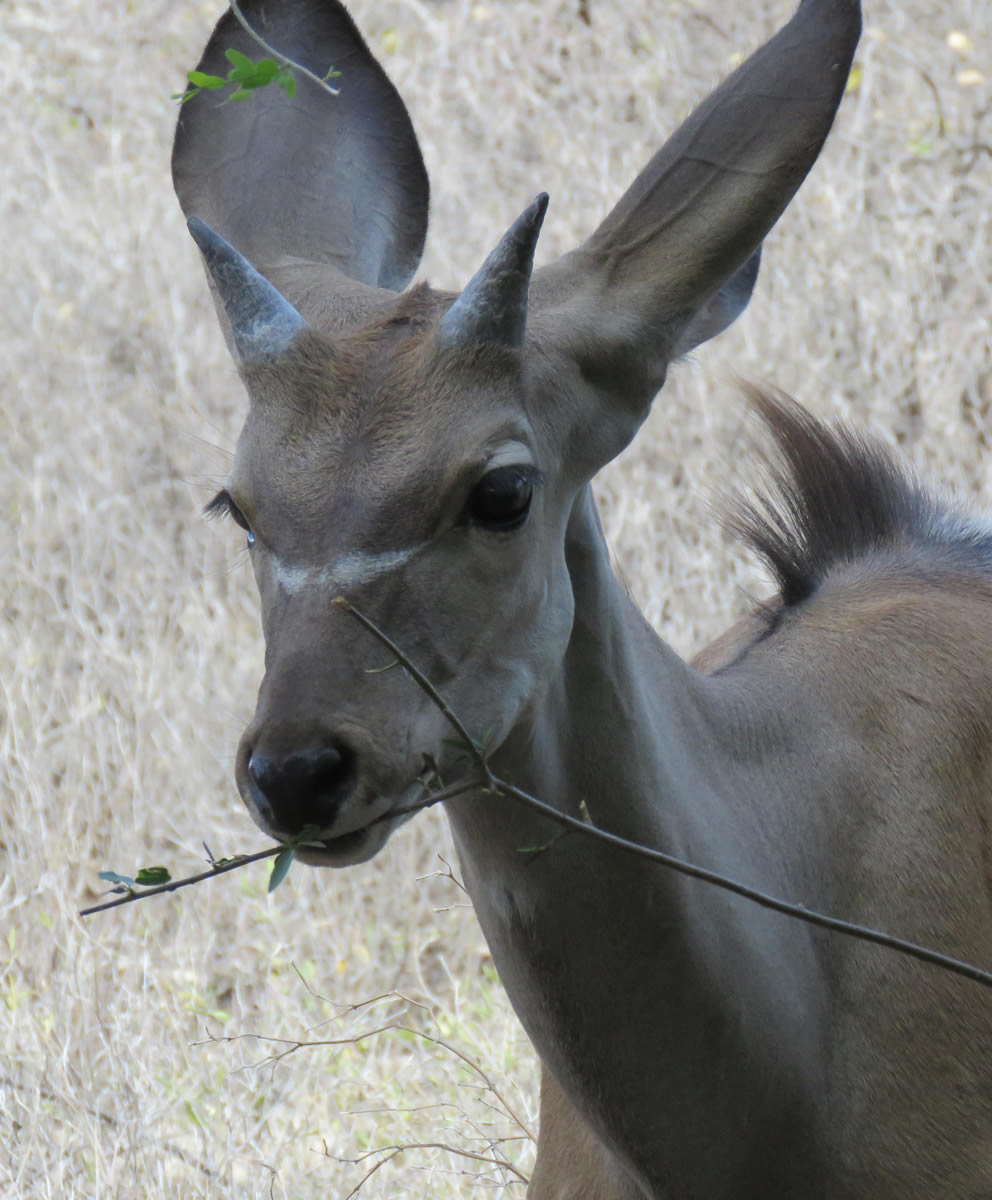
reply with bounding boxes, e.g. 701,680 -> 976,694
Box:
172,0 -> 429,332
530,0 -> 860,398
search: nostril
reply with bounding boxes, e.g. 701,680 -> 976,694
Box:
246,742 -> 357,836
309,743 -> 355,795
247,752 -> 267,787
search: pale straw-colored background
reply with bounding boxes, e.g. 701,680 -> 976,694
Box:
2,0 -> 989,1195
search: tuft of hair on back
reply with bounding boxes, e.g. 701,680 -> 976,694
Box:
726,384 -> 941,608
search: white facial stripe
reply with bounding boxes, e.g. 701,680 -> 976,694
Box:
332,547 -> 420,588
487,440 -> 535,470
271,562 -> 314,595
271,545 -> 421,595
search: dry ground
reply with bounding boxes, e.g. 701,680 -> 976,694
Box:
2,0 -> 990,1196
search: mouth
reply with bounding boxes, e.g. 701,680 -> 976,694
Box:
293,817 -> 396,867
281,782 -> 429,868
238,752 -> 438,869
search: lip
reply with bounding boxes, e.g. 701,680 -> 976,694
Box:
239,760 -> 428,867
287,784 -> 427,867
293,817 -> 395,867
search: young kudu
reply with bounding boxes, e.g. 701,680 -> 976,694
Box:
173,1 -> 992,1195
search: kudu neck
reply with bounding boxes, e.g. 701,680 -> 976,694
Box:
499,482 -> 731,850
445,483 -> 826,1190
454,479 -> 805,900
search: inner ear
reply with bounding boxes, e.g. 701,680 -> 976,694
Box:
173,0 -> 429,305
671,247 -> 762,359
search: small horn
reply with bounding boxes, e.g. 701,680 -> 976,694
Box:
187,217 -> 308,364
439,194 -> 549,348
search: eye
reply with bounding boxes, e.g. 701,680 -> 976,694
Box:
466,466 -> 535,531
205,489 -> 255,546
230,505 -> 256,548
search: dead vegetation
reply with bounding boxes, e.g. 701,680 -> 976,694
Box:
2,0 -> 989,1195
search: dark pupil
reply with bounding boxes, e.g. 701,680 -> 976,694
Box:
469,467 -> 533,528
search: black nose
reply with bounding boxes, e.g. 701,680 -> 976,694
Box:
247,743 -> 356,837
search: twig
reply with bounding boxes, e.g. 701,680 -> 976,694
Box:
292,975 -> 430,1033
228,0 -> 341,97
389,1026 -> 536,1143
78,845 -> 281,917
416,853 -> 468,896
77,778 -> 474,919
194,1022 -> 400,1073
336,599 -> 992,992
335,598 -> 482,759
197,1018 -> 536,1142
328,1140 -> 529,1191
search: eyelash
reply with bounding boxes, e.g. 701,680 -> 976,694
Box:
204,489 -> 255,545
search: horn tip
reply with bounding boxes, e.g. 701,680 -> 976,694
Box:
529,192 -> 550,225
187,215 -> 222,257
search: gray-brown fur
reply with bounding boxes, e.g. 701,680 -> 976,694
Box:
731,384 -> 992,610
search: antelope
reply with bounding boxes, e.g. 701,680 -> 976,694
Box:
173,0 -> 992,1195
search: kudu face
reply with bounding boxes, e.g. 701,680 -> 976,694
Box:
226,318 -> 590,865
174,0 -> 859,865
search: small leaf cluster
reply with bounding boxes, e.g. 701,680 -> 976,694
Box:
174,48 -> 304,105
98,866 -> 172,895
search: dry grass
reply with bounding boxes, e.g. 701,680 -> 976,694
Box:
2,0 -> 989,1195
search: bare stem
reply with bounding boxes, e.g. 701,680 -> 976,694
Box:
334,597 -> 488,769
329,1141 -> 530,1193
336,600 -> 992,992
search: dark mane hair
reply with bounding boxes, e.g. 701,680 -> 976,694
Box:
729,385 -> 992,609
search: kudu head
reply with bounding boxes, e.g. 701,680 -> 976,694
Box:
173,0 -> 860,865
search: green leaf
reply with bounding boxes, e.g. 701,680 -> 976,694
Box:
135,866 -> 171,886
187,70 -> 226,90
253,58 -> 278,84
228,88 -> 253,101
268,847 -> 296,892
172,87 -> 201,104
224,47 -> 255,72
99,871 -> 135,887
278,69 -> 297,98
294,824 -> 322,846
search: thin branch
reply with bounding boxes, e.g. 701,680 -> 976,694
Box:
294,977 -> 430,1034
193,1022 -> 401,1073
227,0 -> 341,97
416,853 -> 469,895
328,1140 -> 529,1189
78,845 -> 281,917
330,1143 -> 403,1199
198,1016 -> 534,1192
388,1026 -> 536,1143
337,599 -> 992,992
198,1018 -> 536,1143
